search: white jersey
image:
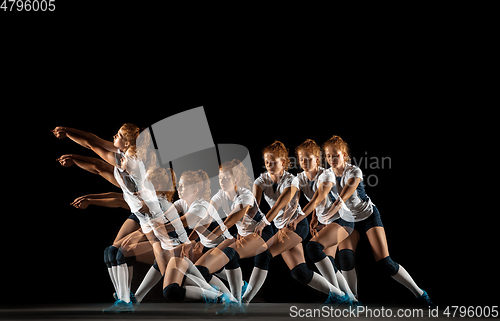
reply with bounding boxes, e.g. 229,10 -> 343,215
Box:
113,149 -> 143,213
113,149 -> 189,250
292,167 -> 341,225
174,198 -> 229,248
211,187 -> 264,237
254,171 -> 304,229
137,196 -> 190,250
321,164 -> 374,222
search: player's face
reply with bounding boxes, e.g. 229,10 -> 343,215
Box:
219,171 -> 236,192
325,146 -> 344,169
113,128 -> 128,150
264,153 -> 284,175
298,149 -> 319,172
178,178 -> 197,201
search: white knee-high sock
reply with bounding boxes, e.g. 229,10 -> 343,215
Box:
107,268 -> 119,295
116,263 -> 130,303
185,274 -> 216,292
135,266 -> 163,303
336,271 -> 357,301
226,268 -> 243,302
307,272 -> 344,296
314,257 -> 339,288
110,266 -> 120,296
127,266 -> 133,291
184,285 -> 221,301
241,267 -> 267,303
215,268 -> 228,281
391,265 -> 424,297
341,269 -> 358,298
209,275 -> 237,302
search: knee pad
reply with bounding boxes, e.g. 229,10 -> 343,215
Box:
195,265 -> 213,282
377,256 -> 400,276
116,248 -> 127,265
327,255 -> 338,273
254,249 -> 273,270
225,257 -> 240,270
163,283 -> 186,302
104,247 -> 111,268
115,247 -> 136,266
338,249 -> 356,271
107,246 -> 119,266
222,247 -> 240,262
290,263 -> 314,285
306,241 -> 326,263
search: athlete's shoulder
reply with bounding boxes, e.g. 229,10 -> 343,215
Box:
237,186 -> 253,197
192,198 -> 210,209
254,172 -> 270,186
345,163 -> 363,179
282,171 -> 296,186
235,187 -> 256,206
319,167 -> 335,183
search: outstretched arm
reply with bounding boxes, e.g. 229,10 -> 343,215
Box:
264,186 -> 297,223
338,177 -> 361,202
52,126 -> 118,166
57,154 -> 119,187
205,202 -> 251,238
296,181 -> 333,223
71,193 -> 130,210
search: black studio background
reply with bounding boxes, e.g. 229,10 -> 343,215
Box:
6,91 -> 497,307
2,4 -> 498,308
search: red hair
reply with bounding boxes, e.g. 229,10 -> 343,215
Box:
262,140 -> 290,170
295,139 -> 322,159
322,135 -> 351,163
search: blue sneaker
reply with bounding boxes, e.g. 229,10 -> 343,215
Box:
202,289 -> 222,311
130,292 -> 139,305
241,280 -> 249,300
216,301 -> 246,315
323,291 -> 350,307
417,290 -> 435,307
102,300 -> 134,313
113,291 -> 138,305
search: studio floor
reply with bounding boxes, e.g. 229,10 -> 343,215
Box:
1,303 -> 493,321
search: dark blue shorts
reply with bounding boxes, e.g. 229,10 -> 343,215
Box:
261,224 -> 276,242
353,205 -> 384,233
292,216 -> 309,241
128,213 -> 140,224
335,217 -> 355,230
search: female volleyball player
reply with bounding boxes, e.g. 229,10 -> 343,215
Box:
291,139 -> 358,304
299,135 -> 434,306
54,125 -> 191,312
158,170 -> 236,304
191,141 -> 351,310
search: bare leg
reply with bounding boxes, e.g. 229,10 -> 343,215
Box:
266,228 -> 303,257
197,234 -> 268,274
113,219 -> 140,244
105,219 -> 140,302
310,222 -> 351,249
280,242 -> 306,269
